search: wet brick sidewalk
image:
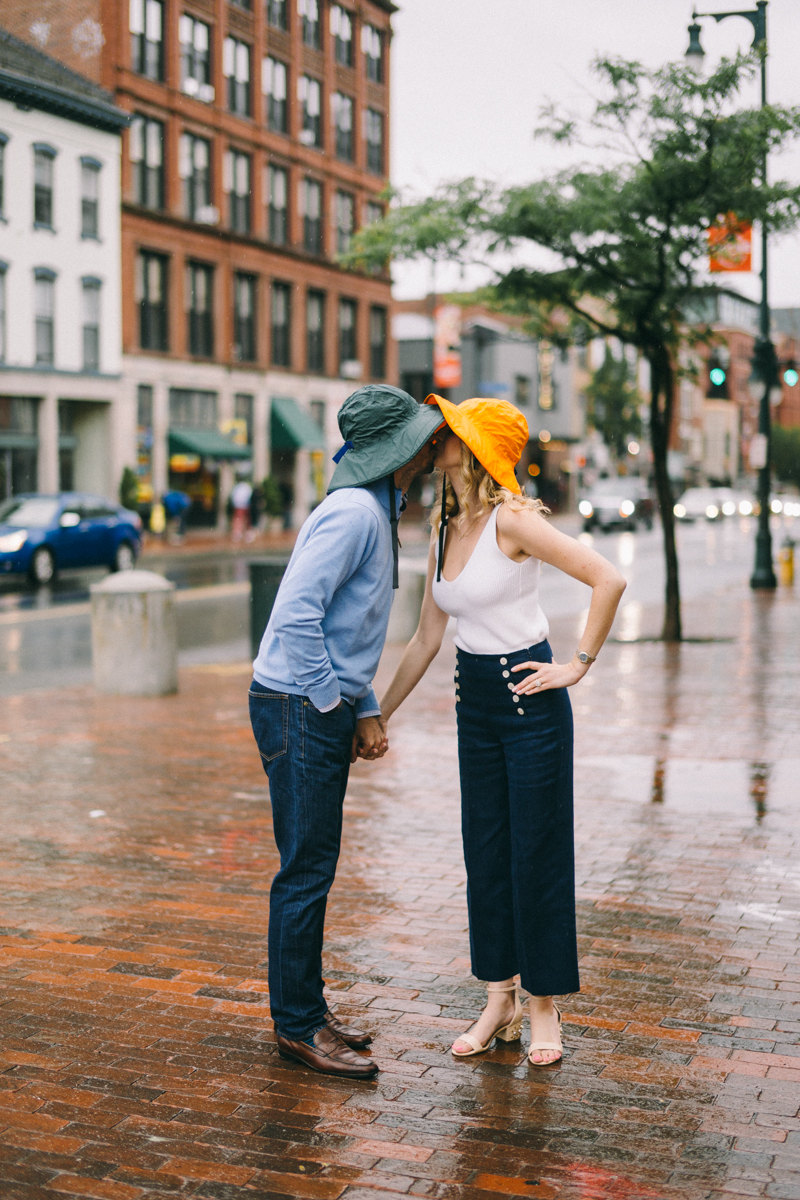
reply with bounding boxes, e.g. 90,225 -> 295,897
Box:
0,583 -> 799,1200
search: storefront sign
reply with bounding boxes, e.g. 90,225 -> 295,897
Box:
433,305 -> 462,390
708,213 -> 752,273
169,453 -> 201,473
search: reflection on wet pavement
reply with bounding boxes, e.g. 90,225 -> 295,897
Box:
0,580 -> 799,1198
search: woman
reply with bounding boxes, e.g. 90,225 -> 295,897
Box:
379,395 -> 626,1065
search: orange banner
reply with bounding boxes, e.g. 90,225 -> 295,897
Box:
433,304 -> 462,390
708,213 -> 752,273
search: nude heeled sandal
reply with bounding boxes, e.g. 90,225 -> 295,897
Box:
451,983 -> 525,1057
528,1003 -> 563,1066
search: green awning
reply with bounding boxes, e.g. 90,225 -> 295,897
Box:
271,397 -> 325,452
169,427 -> 251,460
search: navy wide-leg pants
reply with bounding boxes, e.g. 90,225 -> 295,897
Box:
455,640 -> 580,998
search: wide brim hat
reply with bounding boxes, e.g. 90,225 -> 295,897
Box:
328,384 -> 444,492
425,394 -> 528,494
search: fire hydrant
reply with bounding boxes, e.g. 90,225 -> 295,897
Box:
778,536 -> 795,586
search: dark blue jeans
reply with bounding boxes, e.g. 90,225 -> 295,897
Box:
249,681 -> 356,1041
456,640 -> 580,998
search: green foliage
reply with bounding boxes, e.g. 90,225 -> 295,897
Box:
119,466 -> 140,510
585,347 -> 642,460
771,425 -> 800,490
261,475 -> 284,518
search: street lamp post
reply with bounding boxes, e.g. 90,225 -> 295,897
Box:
688,1 -> 777,589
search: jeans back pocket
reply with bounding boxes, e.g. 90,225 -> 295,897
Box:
249,689 -> 289,762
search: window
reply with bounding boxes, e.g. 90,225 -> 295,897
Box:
365,200 -> 383,226
169,387 -> 218,429
362,23 -> 382,82
224,37 -> 251,116
130,115 -> 164,209
136,383 -> 153,492
364,109 -> 384,174
331,5 -> 352,66
369,305 -> 386,378
300,178 -> 322,254
179,15 -> 214,102
227,150 -> 251,233
179,133 -> 214,222
310,399 -> 325,429
299,0 -> 320,48
0,400 -> 39,499
186,262 -> 214,357
130,0 -> 163,80
262,57 -> 288,133
0,135 -> 7,219
307,290 -> 325,372
34,269 -> 55,366
298,75 -> 321,147
271,281 -> 291,367
82,278 -> 101,371
234,273 -> 256,362
81,158 -> 100,238
515,375 -> 531,406
266,0 -> 287,30
235,392 -> 254,444
33,146 -> 55,228
0,267 -> 6,361
338,298 -> 357,371
332,93 -> 353,161
267,164 -> 288,244
137,250 -> 168,351
335,190 -> 353,254
231,0 -> 251,12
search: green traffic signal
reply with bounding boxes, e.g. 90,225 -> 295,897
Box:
784,368 -> 799,387
709,367 -> 726,386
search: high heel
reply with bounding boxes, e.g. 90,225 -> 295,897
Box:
527,1002 -> 562,1066
451,983 -> 524,1057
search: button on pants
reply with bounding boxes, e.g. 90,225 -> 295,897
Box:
455,641 -> 580,998
249,681 -> 356,1041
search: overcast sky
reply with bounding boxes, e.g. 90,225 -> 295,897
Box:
388,0 -> 800,308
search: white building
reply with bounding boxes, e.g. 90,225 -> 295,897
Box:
0,29 -> 128,502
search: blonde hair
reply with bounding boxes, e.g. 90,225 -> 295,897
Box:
431,441 -> 548,532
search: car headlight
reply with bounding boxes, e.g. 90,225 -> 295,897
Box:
674,504 -> 686,518
739,500 -> 753,515
721,501 -> 736,516
771,499 -> 783,514
0,529 -> 28,553
578,501 -> 593,517
619,500 -> 635,517
706,504 -> 719,518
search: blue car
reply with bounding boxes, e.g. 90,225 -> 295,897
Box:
0,493 -> 142,585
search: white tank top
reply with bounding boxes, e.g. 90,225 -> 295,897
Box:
432,505 -> 549,655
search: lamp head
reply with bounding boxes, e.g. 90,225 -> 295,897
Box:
685,21 -> 705,72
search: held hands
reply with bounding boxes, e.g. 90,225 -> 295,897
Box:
511,656 -> 589,696
351,716 -> 389,763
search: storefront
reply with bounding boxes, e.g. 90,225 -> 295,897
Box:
167,426 -> 251,527
270,397 -> 326,527
0,397 -> 39,499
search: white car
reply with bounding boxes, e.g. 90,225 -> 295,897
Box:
673,487 -> 726,521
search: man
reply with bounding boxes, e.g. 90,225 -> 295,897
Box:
250,385 -> 443,1080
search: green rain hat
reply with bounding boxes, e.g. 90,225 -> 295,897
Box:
328,384 -> 444,493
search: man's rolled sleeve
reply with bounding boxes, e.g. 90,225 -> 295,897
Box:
354,686 -> 381,720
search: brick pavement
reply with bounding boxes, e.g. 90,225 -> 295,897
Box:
0,582 -> 799,1200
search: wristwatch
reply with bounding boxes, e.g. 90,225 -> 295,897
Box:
576,650 -> 597,664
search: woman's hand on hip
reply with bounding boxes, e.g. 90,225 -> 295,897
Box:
511,658 -> 587,695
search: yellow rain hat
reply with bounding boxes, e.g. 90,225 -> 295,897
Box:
425,394 -> 528,494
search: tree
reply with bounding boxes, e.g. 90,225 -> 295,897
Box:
585,345 -> 642,460
344,54 -> 800,640
119,466 -> 140,511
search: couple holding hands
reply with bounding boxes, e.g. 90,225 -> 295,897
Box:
250,385 -> 625,1080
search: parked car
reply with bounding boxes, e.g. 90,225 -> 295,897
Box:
673,486 -> 740,521
0,493 -> 142,585
578,478 -> 654,533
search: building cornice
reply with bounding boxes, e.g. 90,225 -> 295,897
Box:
0,68 -> 129,135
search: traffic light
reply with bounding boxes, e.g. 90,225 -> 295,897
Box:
783,360 -> 799,387
707,351 -> 729,398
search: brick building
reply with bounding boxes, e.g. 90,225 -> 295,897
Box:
0,0 -> 396,526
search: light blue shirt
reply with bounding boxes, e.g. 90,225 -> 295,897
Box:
252,481 -> 400,717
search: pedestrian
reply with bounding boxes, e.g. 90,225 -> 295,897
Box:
230,478 -> 253,542
162,489 -> 190,543
379,396 -> 626,1066
249,385 -> 444,1080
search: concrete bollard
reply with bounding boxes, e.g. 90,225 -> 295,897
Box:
90,570 -> 178,696
386,562 -> 427,644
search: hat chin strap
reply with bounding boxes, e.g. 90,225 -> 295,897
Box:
388,476 -> 399,590
436,479 -> 449,583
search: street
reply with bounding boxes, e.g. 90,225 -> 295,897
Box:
1,513 -> 797,695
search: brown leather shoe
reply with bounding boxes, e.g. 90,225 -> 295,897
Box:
277,1025 -> 378,1080
324,1009 -> 372,1049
